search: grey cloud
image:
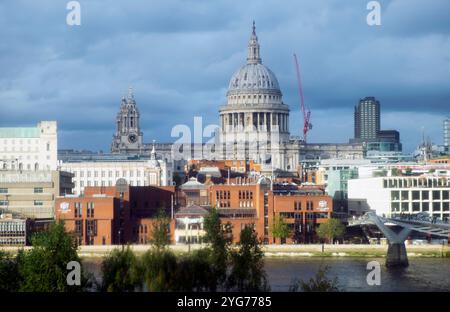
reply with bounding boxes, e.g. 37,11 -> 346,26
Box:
0,0 -> 448,154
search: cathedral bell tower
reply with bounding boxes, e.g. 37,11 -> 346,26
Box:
111,87 -> 144,154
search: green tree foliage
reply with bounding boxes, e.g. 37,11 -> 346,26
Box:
202,208 -> 231,290
0,251 -> 21,291
18,221 -> 89,292
272,216 -> 290,243
290,266 -> 339,292
100,246 -> 141,292
141,248 -> 178,291
172,248 -> 216,291
227,226 -> 269,291
316,218 -> 346,244
151,208 -> 171,250
391,168 -> 401,176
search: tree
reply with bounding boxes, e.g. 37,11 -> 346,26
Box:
203,207 -> 231,290
272,215 -> 290,244
18,221 -> 90,292
227,226 -> 269,291
172,248 -> 216,291
100,246 -> 141,292
391,168 -> 401,176
316,218 -> 345,244
0,251 -> 21,291
290,266 -> 339,292
150,208 -> 171,250
141,248 -> 178,291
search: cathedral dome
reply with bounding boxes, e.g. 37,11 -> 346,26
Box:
226,22 -> 281,96
228,63 -> 280,94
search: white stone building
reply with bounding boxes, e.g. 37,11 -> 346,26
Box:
348,175 -> 450,219
60,145 -> 172,195
0,121 -> 58,171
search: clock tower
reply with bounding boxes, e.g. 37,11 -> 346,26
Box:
111,87 -> 144,154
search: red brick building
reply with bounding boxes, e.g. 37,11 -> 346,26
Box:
55,185 -> 176,245
210,181 -> 333,244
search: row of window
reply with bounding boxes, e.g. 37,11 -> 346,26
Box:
383,178 -> 449,188
216,190 -> 231,200
391,201 -> 450,212
0,187 -> 43,194
230,94 -> 281,100
0,200 -> 43,206
1,162 -> 48,171
75,179 -> 151,188
238,190 -> 253,200
391,190 -> 450,201
73,170 -> 143,178
73,202 -> 95,218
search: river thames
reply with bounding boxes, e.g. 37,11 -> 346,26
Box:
265,257 -> 450,291
83,257 -> 450,292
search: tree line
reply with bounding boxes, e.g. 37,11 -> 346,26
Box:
0,209 -> 339,292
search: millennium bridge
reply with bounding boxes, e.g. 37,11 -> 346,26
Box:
348,212 -> 450,267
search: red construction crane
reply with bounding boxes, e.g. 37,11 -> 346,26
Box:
293,53 -> 312,142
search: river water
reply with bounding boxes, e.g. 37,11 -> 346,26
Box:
265,257 -> 450,291
83,257 -> 450,292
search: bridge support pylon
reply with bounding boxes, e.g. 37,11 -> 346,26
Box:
386,242 -> 409,268
365,213 -> 411,268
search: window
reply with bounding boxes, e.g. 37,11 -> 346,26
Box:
391,202 -> 400,212
75,202 -> 82,218
443,191 -> 449,200
422,202 -> 429,211
391,191 -> 399,200
401,202 -> 409,211
0,200 -> 9,206
412,191 -> 420,200
85,220 -> 97,237
0,188 -> 8,194
34,187 -> 43,193
75,220 -> 83,235
433,202 -> 441,211
422,191 -> 429,200
412,202 -> 420,211
443,202 -> 449,211
34,200 -> 44,206
401,191 -> 408,201
87,202 -> 95,218
433,191 -> 441,200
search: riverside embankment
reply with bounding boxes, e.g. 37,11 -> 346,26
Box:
2,243 -> 449,258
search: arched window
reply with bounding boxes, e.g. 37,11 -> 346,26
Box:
34,163 -> 39,171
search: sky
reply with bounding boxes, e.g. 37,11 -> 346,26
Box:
0,0 -> 449,153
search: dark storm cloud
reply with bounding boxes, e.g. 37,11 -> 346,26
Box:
0,0 -> 448,153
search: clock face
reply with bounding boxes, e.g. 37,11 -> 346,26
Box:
128,134 -> 137,143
